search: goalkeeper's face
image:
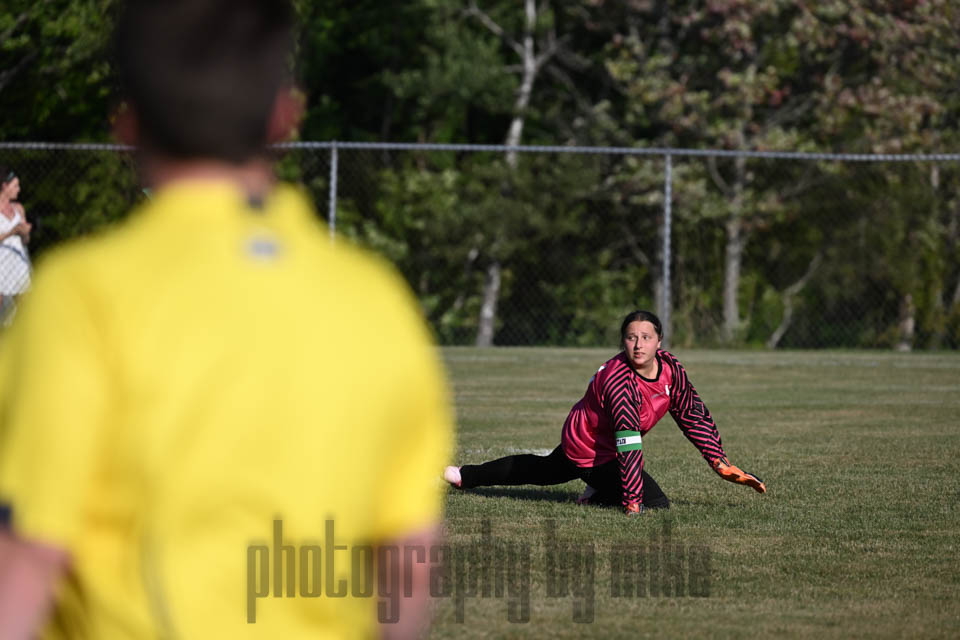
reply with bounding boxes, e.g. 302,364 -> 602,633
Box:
622,320 -> 661,374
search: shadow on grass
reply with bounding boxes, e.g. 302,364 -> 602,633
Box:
670,498 -> 741,508
465,487 -> 578,504
460,489 -> 741,510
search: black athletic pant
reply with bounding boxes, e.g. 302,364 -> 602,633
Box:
459,445 -> 670,509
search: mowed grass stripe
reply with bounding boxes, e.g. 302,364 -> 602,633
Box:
429,348 -> 960,639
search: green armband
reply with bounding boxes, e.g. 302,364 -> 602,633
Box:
615,430 -> 642,453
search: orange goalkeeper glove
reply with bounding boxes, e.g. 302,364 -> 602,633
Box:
711,457 -> 766,493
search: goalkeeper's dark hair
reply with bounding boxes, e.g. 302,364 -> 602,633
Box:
114,0 -> 294,164
620,310 -> 663,341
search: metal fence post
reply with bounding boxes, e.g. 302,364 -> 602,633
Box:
328,142 -> 338,241
662,153 -> 672,348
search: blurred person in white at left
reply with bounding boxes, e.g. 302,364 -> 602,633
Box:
0,168 -> 32,321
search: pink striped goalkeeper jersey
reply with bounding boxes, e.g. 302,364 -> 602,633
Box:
560,349 -> 727,505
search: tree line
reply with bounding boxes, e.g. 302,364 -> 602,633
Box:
2,0 -> 959,348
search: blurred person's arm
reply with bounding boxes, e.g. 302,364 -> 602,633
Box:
0,531 -> 68,640
0,255 -> 111,635
377,526 -> 439,640
14,204 -> 29,243
364,263 -> 454,639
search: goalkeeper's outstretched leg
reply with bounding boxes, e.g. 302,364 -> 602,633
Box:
446,445 -> 580,489
444,445 -> 670,509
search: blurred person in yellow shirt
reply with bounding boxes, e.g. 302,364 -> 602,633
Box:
0,1 -> 453,638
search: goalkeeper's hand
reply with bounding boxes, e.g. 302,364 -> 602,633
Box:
625,502 -> 644,516
711,457 -> 766,493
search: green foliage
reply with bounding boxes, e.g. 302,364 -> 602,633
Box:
592,0 -> 960,348
334,149 -> 626,345
7,1 -> 960,349
381,8 -> 514,143
1,0 -> 119,142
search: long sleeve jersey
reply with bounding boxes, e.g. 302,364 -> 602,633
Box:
560,349 -> 726,507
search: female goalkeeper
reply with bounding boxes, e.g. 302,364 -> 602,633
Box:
443,310 -> 766,515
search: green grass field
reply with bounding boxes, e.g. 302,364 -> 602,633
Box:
427,348 -> 960,639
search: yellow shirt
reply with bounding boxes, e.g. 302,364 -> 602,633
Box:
0,180 -> 453,638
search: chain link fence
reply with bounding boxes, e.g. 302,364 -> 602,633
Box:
2,142 -> 959,349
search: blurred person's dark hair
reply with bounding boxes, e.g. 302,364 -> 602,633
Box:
114,0 -> 294,164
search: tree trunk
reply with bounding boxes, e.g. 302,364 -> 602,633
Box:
476,260 -> 502,347
895,292 -> 915,352
504,0 -> 537,164
950,190 -> 960,311
928,164 -> 946,349
722,155 -> 746,343
450,247 -> 479,316
473,0 -> 544,347
654,214 -> 665,322
766,253 -> 821,349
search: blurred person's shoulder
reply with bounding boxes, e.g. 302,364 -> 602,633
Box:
262,183 -> 427,319
28,180 -> 307,280
24,210 -> 146,302
25,179 -> 431,339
